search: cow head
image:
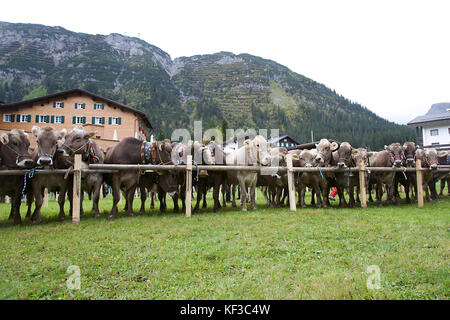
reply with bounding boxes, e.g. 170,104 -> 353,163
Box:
208,141 -> 224,165
315,139 -> 339,167
60,126 -> 96,157
300,149 -> 317,168
385,143 -> 404,168
335,142 -> 353,168
402,141 -> 417,166
32,126 -> 67,166
193,141 -> 215,165
351,148 -> 369,167
246,135 -> 271,166
155,140 -> 173,165
0,129 -> 34,169
415,148 -> 440,169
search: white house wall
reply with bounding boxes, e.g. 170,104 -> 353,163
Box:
422,124 -> 450,146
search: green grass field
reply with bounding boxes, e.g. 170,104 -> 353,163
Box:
0,188 -> 448,300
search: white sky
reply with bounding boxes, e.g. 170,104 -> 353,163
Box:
1,0 -> 449,124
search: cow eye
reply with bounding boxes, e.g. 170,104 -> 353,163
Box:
13,141 -> 18,146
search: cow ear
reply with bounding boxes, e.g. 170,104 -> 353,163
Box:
384,145 -> 389,150
0,133 -> 9,144
32,126 -> 41,137
330,142 -> 339,151
57,129 -> 67,140
159,143 -> 163,152
84,132 -> 96,139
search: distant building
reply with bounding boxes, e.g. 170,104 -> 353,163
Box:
222,132 -> 300,149
407,103 -> 450,151
267,135 -> 300,148
0,88 -> 152,150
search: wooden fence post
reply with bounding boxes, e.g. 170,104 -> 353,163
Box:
44,188 -> 49,208
185,155 -> 192,217
359,160 -> 367,209
286,153 -> 297,211
72,154 -> 81,225
416,159 -> 424,208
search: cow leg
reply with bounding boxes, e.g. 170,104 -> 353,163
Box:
239,179 -> 247,211
337,186 -> 347,208
250,184 -> 257,210
310,188 -> 316,206
376,179 -> 383,207
193,186 -> 202,214
158,191 -> 166,213
150,192 -> 155,209
57,186 -> 66,222
109,174 -> 121,219
231,185 -> 237,207
213,182 -> 221,213
125,186 -> 136,217
26,192 -> 33,218
31,186 -> 43,225
202,184 -> 208,209
12,194 -> 22,225
139,185 -> 147,215
79,192 -> 84,216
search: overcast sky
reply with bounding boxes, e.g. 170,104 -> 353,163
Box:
2,0 -> 449,124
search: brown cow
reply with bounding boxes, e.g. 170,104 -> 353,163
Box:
104,137 -> 174,219
30,126 -> 69,224
59,126 -> 105,217
0,130 -> 34,224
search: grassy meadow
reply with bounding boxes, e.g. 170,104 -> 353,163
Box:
0,187 -> 448,300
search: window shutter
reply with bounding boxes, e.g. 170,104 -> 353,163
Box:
51,116 -> 54,124
118,117 -> 122,125
17,115 -> 20,122
101,104 -> 104,110
92,117 -> 95,124
61,116 -> 64,124
101,117 -> 105,125
82,103 -> 86,109
75,103 -> 77,109
27,115 -> 31,122
10,115 -> 14,122
61,102 -> 64,108
73,116 -> 76,124
36,115 -> 39,123
82,117 -> 86,124
108,117 -> 112,125
53,102 -> 56,108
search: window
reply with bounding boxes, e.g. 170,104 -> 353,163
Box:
36,115 -> 49,123
53,101 -> 64,108
430,129 -> 439,136
18,114 -> 31,123
74,103 -> 85,110
94,103 -> 104,110
54,116 -> 64,124
108,117 -> 122,125
92,117 -> 105,125
73,116 -> 86,124
3,114 -> 14,122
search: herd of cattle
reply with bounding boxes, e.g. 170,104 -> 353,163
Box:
0,126 -> 449,225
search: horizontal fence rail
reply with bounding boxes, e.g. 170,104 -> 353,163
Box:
1,155 -> 449,224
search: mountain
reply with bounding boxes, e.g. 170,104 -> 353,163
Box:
0,21 -> 414,149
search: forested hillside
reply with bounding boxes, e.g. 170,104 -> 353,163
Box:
0,21 -> 414,149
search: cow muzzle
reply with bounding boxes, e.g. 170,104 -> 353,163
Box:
37,157 -> 53,166
305,163 -> 313,168
337,162 -> 347,168
394,159 -> 402,167
16,158 -> 34,168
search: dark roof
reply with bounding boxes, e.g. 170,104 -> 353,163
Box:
407,103 -> 450,126
0,88 -> 153,129
268,134 -> 301,145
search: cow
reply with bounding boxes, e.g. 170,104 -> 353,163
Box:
103,137 -> 175,219
224,135 -> 272,211
257,147 -> 288,208
59,126 -> 105,217
368,143 -> 405,206
29,126 -> 69,224
0,129 -> 34,224
331,142 -> 369,208
415,148 -> 446,201
313,139 -> 340,207
393,142 -> 418,203
294,149 -> 325,208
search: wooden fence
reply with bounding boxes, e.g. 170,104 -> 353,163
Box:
1,154 -> 450,224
